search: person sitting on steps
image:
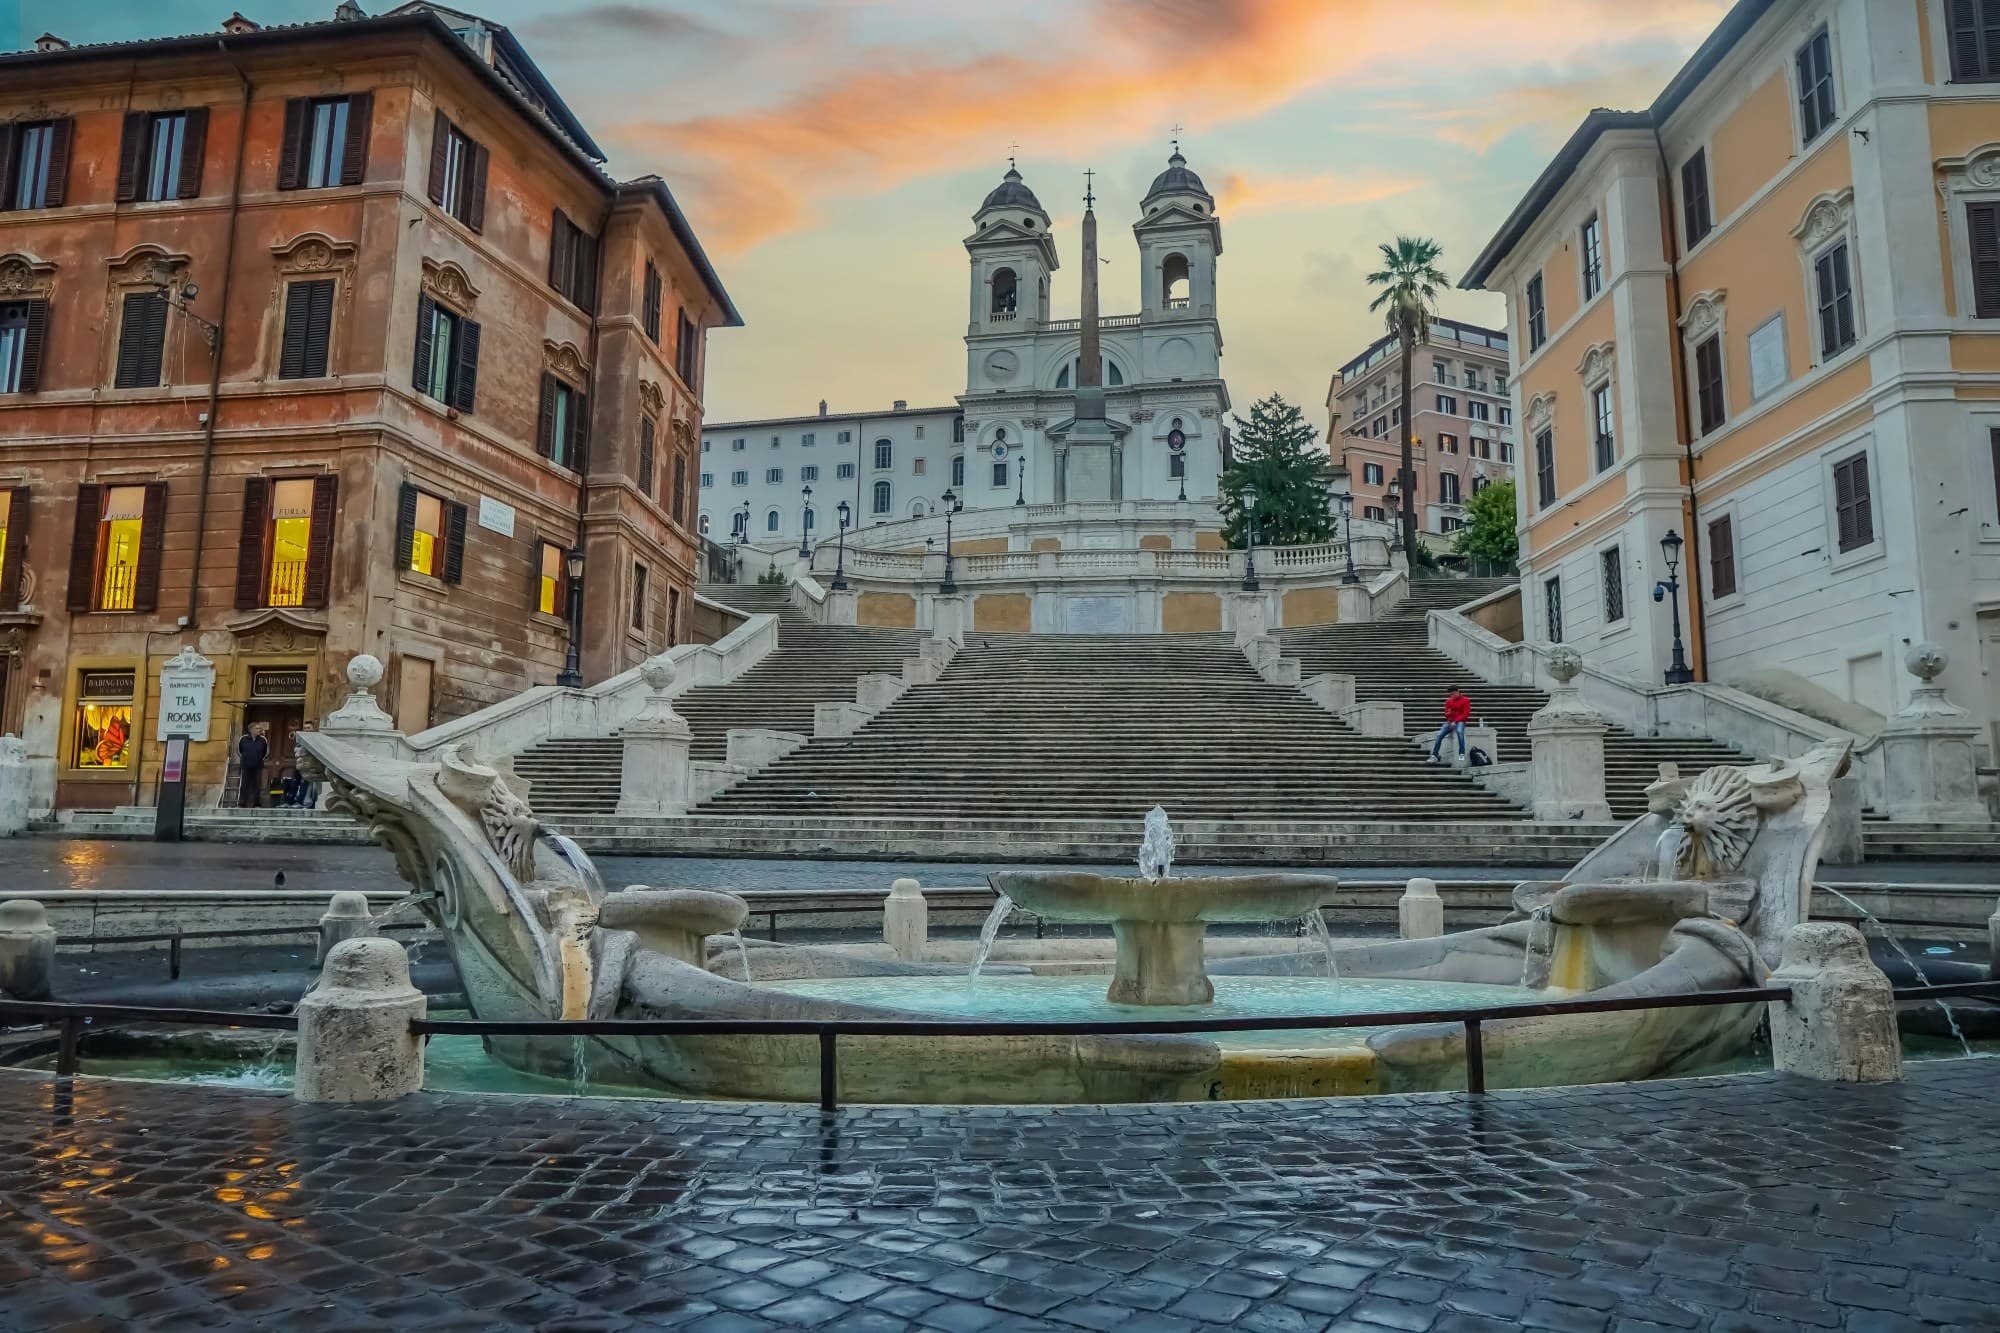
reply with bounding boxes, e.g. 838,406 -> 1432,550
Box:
1427,688 -> 1472,765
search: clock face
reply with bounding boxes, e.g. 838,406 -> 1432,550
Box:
1167,429 -> 1186,451
983,349 -> 1019,383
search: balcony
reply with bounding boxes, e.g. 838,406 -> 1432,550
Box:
1164,296 -> 1190,310
1041,314 -> 1144,333
267,558 -> 308,608
989,310 -> 1017,323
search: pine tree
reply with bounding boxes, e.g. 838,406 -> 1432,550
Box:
1452,478 -> 1519,570
1216,394 -> 1336,548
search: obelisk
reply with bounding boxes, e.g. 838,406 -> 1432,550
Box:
1062,170 -> 1121,501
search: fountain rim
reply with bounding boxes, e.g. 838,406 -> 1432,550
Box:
987,869 -> 1336,925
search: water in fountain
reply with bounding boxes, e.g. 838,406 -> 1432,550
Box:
1301,908 -> 1341,982
366,891 -> 436,935
727,927 -> 752,981
968,894 -> 1014,980
1520,904 -> 1554,988
1138,805 -> 1175,881
1654,825 -> 1684,881
1820,885 -> 1972,1057
569,1035 -> 591,1097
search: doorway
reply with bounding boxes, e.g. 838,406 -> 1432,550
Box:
397,657 -> 434,735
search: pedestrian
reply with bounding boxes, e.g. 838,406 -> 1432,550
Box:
1426,688 -> 1472,765
237,721 -> 270,809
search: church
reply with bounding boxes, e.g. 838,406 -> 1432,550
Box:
699,149 -> 1230,543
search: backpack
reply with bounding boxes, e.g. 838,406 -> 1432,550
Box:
1468,746 -> 1492,768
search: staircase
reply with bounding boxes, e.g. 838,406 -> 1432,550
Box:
1280,578 -> 1751,820
510,582 -> 928,815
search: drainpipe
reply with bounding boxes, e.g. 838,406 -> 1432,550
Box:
183,46 -> 253,632
1654,126 -> 1709,680
575,198 -> 616,673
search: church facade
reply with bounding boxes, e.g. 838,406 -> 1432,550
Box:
701,152 -> 1229,545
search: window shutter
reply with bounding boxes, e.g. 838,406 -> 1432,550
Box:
1970,204 -> 2000,319
411,294 -> 436,393
304,277 -> 335,377
234,476 -> 269,610
578,230 -> 598,313
451,317 -> 480,412
1833,459 -> 1857,551
340,92 -> 372,185
66,484 -> 101,612
115,112 -> 147,202
277,97 -> 307,190
1,486 -> 28,610
303,474 -> 337,608
1950,0 -> 1983,80
465,143 -> 488,232
675,454 -> 690,525
1850,455 -> 1873,546
280,283 -> 312,380
571,394 -> 590,474
1708,516 -> 1736,597
1991,428 -> 2000,521
175,107 -> 208,199
443,500 -> 468,585
536,374 -> 556,458
549,209 -> 571,292
427,110 -> 449,204
132,481 -> 168,613
0,127 -> 15,211
42,117 -> 73,208
395,482 -> 418,571
17,300 -> 49,393
639,418 -> 655,497
116,293 -> 164,389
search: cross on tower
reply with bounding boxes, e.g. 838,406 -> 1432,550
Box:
1169,124 -> 1184,154
1007,141 -> 1019,170
1083,168 -> 1094,209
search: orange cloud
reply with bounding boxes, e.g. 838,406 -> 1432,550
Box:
1216,171 -> 1420,215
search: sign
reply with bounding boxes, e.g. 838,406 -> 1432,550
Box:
478,495 -> 516,536
155,648 -> 215,742
80,670 -> 136,700
249,667 -> 309,699
161,736 -> 186,783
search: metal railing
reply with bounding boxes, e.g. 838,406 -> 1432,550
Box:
63,921 -> 432,981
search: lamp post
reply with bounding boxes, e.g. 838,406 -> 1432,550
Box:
556,546 -> 586,687
1015,453 -> 1026,506
735,501 -> 750,545
798,484 -> 814,558
1337,491 -> 1359,585
1654,528 -> 1695,684
832,500 -> 850,590
1239,483 -> 1261,591
939,487 -> 963,592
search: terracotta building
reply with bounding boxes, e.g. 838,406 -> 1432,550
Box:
0,3 -> 739,812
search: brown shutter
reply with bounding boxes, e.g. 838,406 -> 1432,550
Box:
442,500 -> 468,585
395,482 -> 418,571
234,476 -> 269,609
303,474 -> 337,608
427,110 -> 449,205
277,97 -> 307,190
0,127 -> 16,211
279,283 -> 311,379
1,486 -> 29,610
1970,203 -> 2000,318
451,317 -> 480,413
577,229 -> 598,314
17,300 -> 49,393
1951,0 -> 1983,80
42,118 -> 72,207
175,107 -> 208,199
536,374 -> 556,458
131,481 -> 168,613
1850,455 -> 1873,546
115,112 -> 147,202
465,143 -> 488,232
639,417 -> 655,497
548,209 -> 571,292
1834,459 -> 1858,551
340,92 -> 372,185
411,294 -> 436,393
116,292 -> 164,389
672,453 -> 687,523
304,278 -> 335,377
66,484 -> 101,612
571,394 -> 590,474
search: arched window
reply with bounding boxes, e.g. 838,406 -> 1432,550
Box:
991,267 -> 1017,316
910,499 -> 928,518
765,509 -> 780,532
698,514 -> 711,535
804,508 -> 815,530
1055,358 -> 1124,388
952,416 -> 966,443
951,455 -> 965,486
872,480 -> 892,514
730,510 -> 746,539
1162,253 -> 1190,307
874,439 -> 893,470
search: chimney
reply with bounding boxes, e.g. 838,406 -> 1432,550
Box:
222,12 -> 261,33
33,33 -> 69,51
892,399 -> 907,412
818,400 -> 828,417
334,1 -> 367,20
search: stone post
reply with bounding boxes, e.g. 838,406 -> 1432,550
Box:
931,594 -> 968,646
1339,701 -> 1404,738
824,586 -> 857,626
317,892 -> 374,964
0,900 -> 57,1000
294,937 -> 427,1103
1768,922 -> 1901,1083
1335,582 -> 1374,625
0,735 -> 29,837
1526,647 -> 1611,822
1989,898 -> 2000,981
1875,643 -> 1990,823
884,877 -> 928,961
618,656 -> 692,817
1228,591 -> 1269,648
1399,878 -> 1444,939
1302,673 -> 1356,715
317,654 -> 406,762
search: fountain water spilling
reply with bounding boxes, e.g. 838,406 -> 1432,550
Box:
1138,805 -> 1175,881
726,927 -> 752,981
968,895 -> 1014,980
1820,885 -> 1972,1057
1301,909 -> 1340,982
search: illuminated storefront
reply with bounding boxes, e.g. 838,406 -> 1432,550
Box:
72,669 -> 135,770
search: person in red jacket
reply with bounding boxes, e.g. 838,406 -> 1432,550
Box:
1427,689 -> 1472,764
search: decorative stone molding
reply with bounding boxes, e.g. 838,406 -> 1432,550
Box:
1935,141 -> 2000,190
1575,340 -> 1615,388
637,380 -> 664,415
1790,188 -> 1855,253
420,257 -> 479,309
544,340 -> 589,383
1678,289 -> 1727,342
1524,391 -> 1557,433
106,243 -> 192,292
1129,409 -> 1155,423
0,253 -> 55,299
271,232 -> 358,306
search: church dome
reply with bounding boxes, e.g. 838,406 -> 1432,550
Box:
1144,150 -> 1211,206
980,165 -> 1043,213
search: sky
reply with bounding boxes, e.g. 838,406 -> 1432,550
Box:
14,0 -> 1732,426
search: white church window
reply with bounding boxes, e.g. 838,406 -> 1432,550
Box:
1055,358 -> 1124,388
1162,253 -> 1190,308
765,510 -> 779,532
913,459 -> 926,476
872,480 -> 892,514
699,472 -> 713,487
874,439 -> 893,470
836,462 -> 856,480
801,465 -> 818,482
992,461 -> 1008,488
730,470 -> 747,486
765,468 -> 783,483
951,456 -> 965,486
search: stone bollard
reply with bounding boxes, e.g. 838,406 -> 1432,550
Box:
931,594 -> 968,646
0,735 -> 30,837
884,877 -> 928,961
619,656 -> 693,816
295,937 -> 427,1104
1768,922 -> 1901,1083
0,899 -> 57,1000
1229,590 -> 1269,648
1398,878 -> 1444,939
1526,647 -> 1611,821
317,892 -> 374,964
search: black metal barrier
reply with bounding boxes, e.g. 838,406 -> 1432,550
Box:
64,922 -> 430,981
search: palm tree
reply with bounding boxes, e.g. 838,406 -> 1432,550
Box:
1366,236 -> 1450,564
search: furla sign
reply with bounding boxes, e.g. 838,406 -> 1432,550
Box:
157,647 -> 217,741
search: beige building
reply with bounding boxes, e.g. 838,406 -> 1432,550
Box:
1462,0 -> 2000,754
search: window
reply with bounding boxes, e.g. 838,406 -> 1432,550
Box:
1796,29 -> 1836,144
771,435 -> 781,447
412,296 -> 480,413
279,94 -> 369,190
278,278 -> 335,379
912,459 -> 926,477
2,119 -> 71,210
800,465 -> 818,482
804,507 -> 816,531
728,510 -> 746,539
114,291 -> 169,389
1433,361 -> 1450,384
992,461 -> 1008,487
675,310 -> 699,386
642,261 -> 663,343
1440,433 -> 1458,454
1544,576 -> 1564,643
700,472 -> 713,488
117,109 -> 206,203
872,480 -> 891,514
236,475 -> 334,610
1708,515 -> 1737,598
951,455 -> 965,486
765,509 -> 780,533
1372,417 -> 1387,439
638,417 -> 656,498
953,417 -> 966,443
396,485 -> 464,583
915,426 -> 926,440
72,670 -> 135,771
535,376 -> 588,470
731,438 -> 745,451
1436,394 -> 1458,415
1468,400 -> 1491,422
1470,438 -> 1492,460
730,470 -> 748,486
1969,203 -> 2000,318
991,266 -> 1017,316
1813,241 -> 1856,357
1439,472 -> 1461,505
1580,214 -> 1603,300
1364,505 -> 1386,521
1591,384 -> 1615,472
1534,428 -> 1556,508
535,542 -> 564,616
631,563 -> 648,632
1681,149 -> 1713,248
838,430 -> 852,444
1498,405 -> 1513,426
1949,2 -> 2000,80
426,112 -> 487,230
1525,273 -> 1546,351
1500,440 -> 1515,463
1363,463 -> 1384,486
671,454 -> 687,523
1495,372 -> 1509,394
1832,451 -> 1873,552
1464,369 -> 1483,392
1471,475 -> 1489,493
0,300 -> 49,393
765,468 -> 783,484
1694,335 -> 1725,435
874,439 -> 893,470
547,210 -> 599,312
802,432 -> 815,447
1600,547 -> 1625,623
1992,428 -> 2000,524
0,486 -> 21,611
69,483 -> 165,614
1169,451 -> 1185,478
836,462 -> 856,480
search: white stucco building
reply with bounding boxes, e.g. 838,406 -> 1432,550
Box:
700,152 -> 1230,546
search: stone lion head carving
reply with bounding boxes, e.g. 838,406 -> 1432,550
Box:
1672,765 -> 1759,878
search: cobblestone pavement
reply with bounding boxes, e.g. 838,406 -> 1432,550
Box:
1,1062 -> 1997,1331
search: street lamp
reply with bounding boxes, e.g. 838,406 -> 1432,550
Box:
833,500 -> 851,590
1239,483 -> 1261,591
798,484 -> 814,558
556,546 -> 586,687
1337,491 -> 1359,585
1015,453 -> 1026,506
939,488 -> 964,592
1653,528 -> 1695,685
734,501 -> 750,545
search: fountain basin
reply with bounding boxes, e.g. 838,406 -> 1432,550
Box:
596,888 -> 747,968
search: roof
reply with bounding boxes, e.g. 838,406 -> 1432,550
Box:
1459,0 -> 1776,289
1143,150 -> 1211,205
1336,316 -> 1510,381
980,166 -> 1044,214
618,176 -> 741,327
386,3 -> 605,160
703,405 -> 964,434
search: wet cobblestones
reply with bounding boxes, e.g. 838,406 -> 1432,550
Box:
0,1062 -> 1996,1330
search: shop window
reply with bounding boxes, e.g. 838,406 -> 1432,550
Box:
397,483 -> 465,583
0,486 -> 24,610
241,476 -> 334,609
536,540 -> 564,615
73,670 -> 136,770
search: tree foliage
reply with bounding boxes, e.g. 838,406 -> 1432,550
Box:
1364,236 -> 1450,560
1216,393 -> 1335,548
1452,479 -> 1519,568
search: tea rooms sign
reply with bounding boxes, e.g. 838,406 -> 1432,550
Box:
156,647 -> 217,741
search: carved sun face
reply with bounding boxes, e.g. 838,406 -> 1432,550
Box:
1673,765 -> 1758,878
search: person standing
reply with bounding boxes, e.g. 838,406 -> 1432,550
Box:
1427,689 -> 1472,765
237,721 -> 271,809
